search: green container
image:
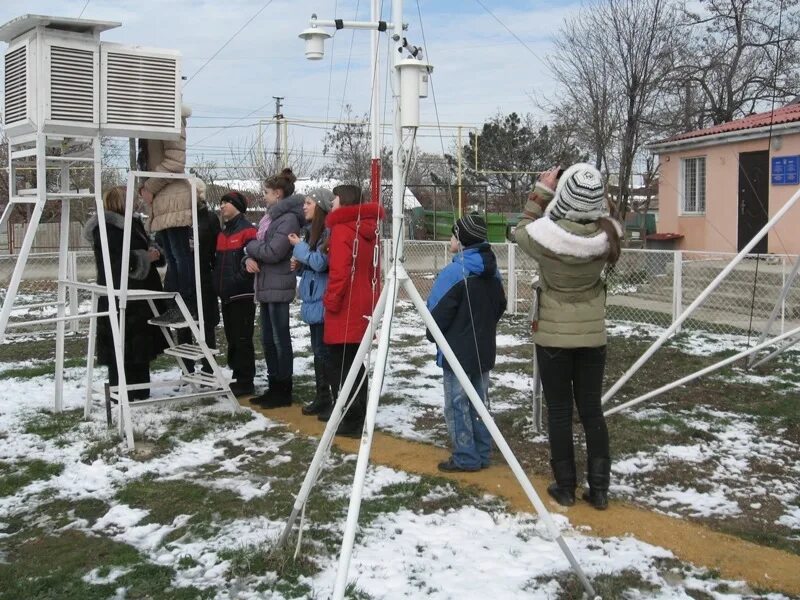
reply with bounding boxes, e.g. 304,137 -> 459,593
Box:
485,213 -> 507,243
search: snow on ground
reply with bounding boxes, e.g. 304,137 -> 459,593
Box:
1,360 -> 792,598
611,405 -> 800,526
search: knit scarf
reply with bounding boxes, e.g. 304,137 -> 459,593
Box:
257,213 -> 272,241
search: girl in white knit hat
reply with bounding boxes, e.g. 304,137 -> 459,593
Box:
514,164 -> 622,510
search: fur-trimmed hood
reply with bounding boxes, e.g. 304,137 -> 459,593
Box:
525,216 -> 622,260
82,211 -> 126,243
325,202 -> 385,241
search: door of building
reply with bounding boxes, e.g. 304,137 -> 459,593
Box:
738,150 -> 769,253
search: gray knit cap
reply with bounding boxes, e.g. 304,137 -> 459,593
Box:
546,163 -> 609,222
452,213 -> 488,247
307,187 -> 333,213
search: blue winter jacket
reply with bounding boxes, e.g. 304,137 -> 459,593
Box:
293,229 -> 330,325
426,243 -> 507,374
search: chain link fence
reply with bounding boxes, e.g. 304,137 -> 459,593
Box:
2,247 -> 799,343
398,241 -> 800,341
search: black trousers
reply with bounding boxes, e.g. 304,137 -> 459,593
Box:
328,343 -> 367,424
536,345 -> 610,463
108,361 -> 150,400
222,299 -> 256,385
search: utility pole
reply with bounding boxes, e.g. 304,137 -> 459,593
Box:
273,96 -> 284,170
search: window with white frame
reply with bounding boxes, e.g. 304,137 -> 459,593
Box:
681,156 -> 706,214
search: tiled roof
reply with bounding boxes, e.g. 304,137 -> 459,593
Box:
662,102 -> 800,143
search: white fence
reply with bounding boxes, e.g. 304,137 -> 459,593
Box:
1,246 -> 799,341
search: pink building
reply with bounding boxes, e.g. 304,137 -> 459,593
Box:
648,102 -> 800,255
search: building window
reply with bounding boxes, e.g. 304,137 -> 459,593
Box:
681,157 -> 706,214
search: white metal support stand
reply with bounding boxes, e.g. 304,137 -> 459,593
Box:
288,6 -> 597,599
602,187 -> 800,414
0,134 -> 133,444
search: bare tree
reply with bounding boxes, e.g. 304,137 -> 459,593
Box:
315,106 -> 391,191
548,15 -> 621,173
679,0 -> 800,126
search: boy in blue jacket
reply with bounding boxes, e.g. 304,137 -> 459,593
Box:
213,191 -> 257,397
426,214 -> 507,472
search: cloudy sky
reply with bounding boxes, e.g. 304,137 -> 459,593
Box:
0,0 -> 580,174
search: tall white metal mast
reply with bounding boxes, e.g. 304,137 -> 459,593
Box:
297,5 -> 598,599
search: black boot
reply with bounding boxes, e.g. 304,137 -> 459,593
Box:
303,357 -> 333,416
582,457 -> 611,510
547,459 -> 577,507
253,378 -> 293,409
251,376 -> 277,406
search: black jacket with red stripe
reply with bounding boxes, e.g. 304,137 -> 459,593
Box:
213,213 -> 257,302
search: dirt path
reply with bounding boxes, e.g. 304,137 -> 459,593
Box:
248,403 -> 800,596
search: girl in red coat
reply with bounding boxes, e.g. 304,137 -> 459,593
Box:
323,185 -> 384,437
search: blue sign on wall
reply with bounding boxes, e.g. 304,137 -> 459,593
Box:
772,155 -> 800,185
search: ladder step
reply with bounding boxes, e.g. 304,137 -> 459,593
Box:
17,188 -> 38,196
182,372 -> 226,387
11,148 -> 37,160
6,311 -> 110,328
46,193 -> 96,199
110,389 -> 231,406
9,197 -> 38,204
148,317 -> 197,329
46,155 -> 94,163
164,343 -> 219,360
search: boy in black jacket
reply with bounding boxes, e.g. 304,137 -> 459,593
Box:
426,214 -> 506,472
213,191 -> 258,396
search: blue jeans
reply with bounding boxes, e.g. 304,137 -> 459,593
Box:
442,367 -> 492,469
156,227 -> 196,308
260,302 -> 293,381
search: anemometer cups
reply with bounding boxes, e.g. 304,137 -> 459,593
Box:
299,27 -> 332,60
396,58 -> 433,128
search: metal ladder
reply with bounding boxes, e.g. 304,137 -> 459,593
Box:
0,135 -> 238,449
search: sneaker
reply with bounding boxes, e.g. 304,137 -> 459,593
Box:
437,458 -> 480,473
150,307 -> 185,326
229,381 -> 255,397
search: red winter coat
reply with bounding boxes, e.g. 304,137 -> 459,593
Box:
323,202 -> 384,344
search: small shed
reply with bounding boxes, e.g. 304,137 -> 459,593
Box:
647,101 -> 800,255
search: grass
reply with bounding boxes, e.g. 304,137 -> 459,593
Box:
0,459 -> 64,497
21,408 -> 84,442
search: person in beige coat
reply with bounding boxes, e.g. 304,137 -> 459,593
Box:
138,104 -> 196,325
514,163 -> 622,511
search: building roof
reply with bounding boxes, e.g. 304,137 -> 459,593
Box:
648,101 -> 800,152
0,14 -> 120,43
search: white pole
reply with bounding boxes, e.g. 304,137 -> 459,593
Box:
674,251 -> 681,319
85,291 -> 98,418
332,277 -> 399,600
68,251 -> 80,334
605,324 -> 800,416
402,275 -> 597,598
603,187 -> 800,404
749,333 -> 800,369
95,140 -> 134,448
191,181 -> 205,343
747,254 -> 800,366
507,242 -> 517,314
54,163 -> 71,412
391,0 -> 404,259
277,286 -> 389,549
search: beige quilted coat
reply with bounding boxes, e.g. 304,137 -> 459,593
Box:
142,106 -> 192,232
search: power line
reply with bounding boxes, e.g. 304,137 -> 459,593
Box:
184,0 -> 276,87
472,0 -> 550,72
78,0 -> 91,18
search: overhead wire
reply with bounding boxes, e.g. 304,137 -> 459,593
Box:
184,0 -> 276,86
77,0 -> 91,18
